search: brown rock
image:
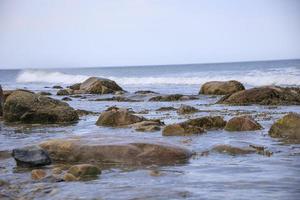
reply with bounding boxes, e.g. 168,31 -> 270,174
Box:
132,120 -> 163,132
79,77 -> 123,94
0,85 -> 3,116
163,116 -> 226,136
269,113 -> 300,143
68,83 -> 81,90
3,90 -> 78,124
31,169 -> 47,180
149,94 -> 198,102
212,145 -> 256,155
200,80 -> 245,95
63,173 -> 78,182
218,86 -> 300,105
39,138 -> 192,166
177,105 -> 198,115
68,164 -> 101,178
57,89 -> 73,96
225,116 -> 262,131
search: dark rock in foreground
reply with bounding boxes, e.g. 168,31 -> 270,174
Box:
149,94 -> 198,102
218,86 -> 300,105
200,80 -> 245,95
225,116 -> 262,131
269,113 -> 300,143
163,116 -> 226,136
12,145 -> 51,167
79,77 -> 123,94
39,138 -> 192,165
3,90 -> 78,124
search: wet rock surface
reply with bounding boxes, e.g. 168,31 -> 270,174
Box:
3,90 -> 79,124
68,164 -> 101,178
225,116 -> 262,131
269,113 -> 300,143
200,80 -> 245,95
149,94 -> 198,101
218,86 -> 300,105
177,105 -> 199,115
0,85 -> 3,116
211,145 -> 256,155
132,120 -> 164,132
12,145 -> 52,167
79,77 -> 123,94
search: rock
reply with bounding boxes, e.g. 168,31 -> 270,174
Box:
0,85 -> 3,116
3,90 -> 78,123
75,109 -> 96,116
114,91 -> 126,95
200,80 -> 245,95
218,86 -> 300,105
212,145 -> 256,155
68,164 -> 101,178
134,90 -> 159,95
52,85 -> 63,89
163,116 -> 226,136
156,106 -> 177,111
12,145 -> 51,167
132,120 -> 164,132
177,105 -> 198,115
225,116 -> 262,131
57,89 -> 73,96
37,91 -> 52,96
96,107 -> 145,127
39,138 -> 192,165
62,97 -> 72,101
269,113 -> 300,143
31,169 -> 47,180
68,83 -> 81,90
149,94 -> 198,102
79,77 -> 123,94
63,173 -> 78,182
94,96 -> 140,102
52,168 -> 63,175
2,90 -> 14,103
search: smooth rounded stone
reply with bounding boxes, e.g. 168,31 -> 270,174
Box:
225,116 -> 262,131
149,94 -> 198,102
156,106 -> 177,111
200,80 -> 245,95
39,138 -> 193,165
68,164 -> 101,178
132,120 -> 163,132
3,90 -> 78,124
212,145 -> 256,155
162,116 -> 226,136
79,77 -> 123,94
0,85 -> 3,116
177,105 -> 198,115
63,173 -> 78,182
96,107 -> 145,127
218,86 -> 300,105
31,169 -> 47,180
68,83 -> 81,90
37,91 -> 52,96
12,145 -> 51,167
57,89 -> 73,96
269,113 -> 300,143
61,97 -> 72,101
52,85 -> 63,89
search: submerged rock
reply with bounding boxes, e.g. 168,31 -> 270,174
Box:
200,80 -> 245,95
176,105 -> 198,115
39,138 -> 192,165
163,116 -> 226,136
212,145 -> 256,155
3,90 -> 78,124
218,86 -> 300,105
156,106 -> 177,111
225,116 -> 262,131
79,77 -> 123,94
75,109 -> 96,116
52,85 -> 63,89
96,107 -> 145,127
62,97 -> 72,101
134,90 -> 159,95
31,169 -> 47,180
37,91 -> 52,96
0,85 -> 3,116
68,164 -> 101,178
149,94 -> 198,102
94,96 -> 140,102
132,120 -> 164,132
12,145 -> 51,167
269,113 -> 300,143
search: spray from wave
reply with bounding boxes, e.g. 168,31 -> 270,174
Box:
16,67 -> 300,86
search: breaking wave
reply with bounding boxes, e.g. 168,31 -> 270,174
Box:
16,67 -> 300,86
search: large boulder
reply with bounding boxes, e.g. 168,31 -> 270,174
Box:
96,107 -> 145,127
269,113 -> 300,143
79,77 -> 123,94
225,116 -> 262,131
39,138 -> 192,165
0,85 -> 3,116
200,80 -> 245,95
3,90 -> 78,123
163,116 -> 226,136
12,145 -> 51,167
149,94 -> 198,102
218,86 -> 300,105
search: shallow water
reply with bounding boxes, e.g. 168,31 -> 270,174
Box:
1,60 -> 300,200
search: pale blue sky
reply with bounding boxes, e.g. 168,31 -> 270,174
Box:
0,0 -> 299,69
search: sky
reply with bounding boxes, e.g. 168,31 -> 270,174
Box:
0,0 -> 299,69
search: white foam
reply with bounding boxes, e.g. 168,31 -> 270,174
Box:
16,67 -> 300,86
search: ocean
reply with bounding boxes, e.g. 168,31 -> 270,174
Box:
0,59 -> 300,200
